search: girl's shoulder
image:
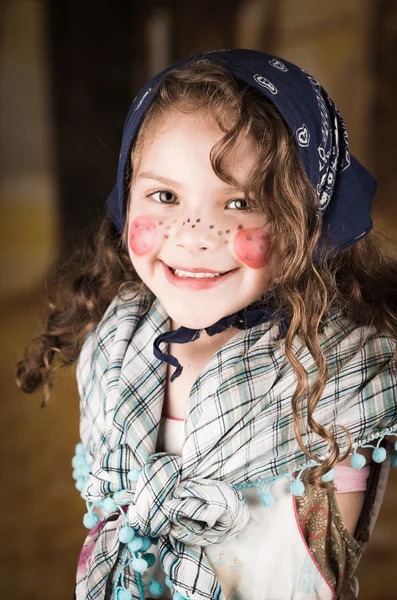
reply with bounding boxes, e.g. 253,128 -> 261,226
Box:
321,310 -> 397,356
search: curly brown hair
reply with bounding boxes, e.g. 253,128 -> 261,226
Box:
16,60 -> 397,484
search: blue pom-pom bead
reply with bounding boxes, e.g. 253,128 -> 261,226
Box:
131,557 -> 148,573
119,526 -> 135,543
83,512 -> 100,529
290,480 -> 305,496
148,580 -> 163,596
351,453 -> 366,469
75,479 -> 85,492
142,552 -> 156,568
73,466 -> 84,478
102,497 -> 118,513
140,537 -> 152,552
321,469 -> 335,483
259,491 -> 274,507
127,468 -> 142,482
117,589 -> 132,600
75,442 -> 85,455
128,536 -> 143,552
76,464 -> 91,478
391,451 -> 397,468
372,447 -> 387,463
72,455 -> 86,468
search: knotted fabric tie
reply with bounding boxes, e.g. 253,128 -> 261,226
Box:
84,446 -> 249,545
129,453 -> 249,544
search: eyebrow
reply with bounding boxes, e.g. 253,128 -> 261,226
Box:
137,171 -> 246,192
137,172 -> 181,187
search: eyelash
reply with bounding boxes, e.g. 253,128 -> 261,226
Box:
149,190 -> 253,212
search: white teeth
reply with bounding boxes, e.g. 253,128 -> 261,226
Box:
173,268 -> 221,278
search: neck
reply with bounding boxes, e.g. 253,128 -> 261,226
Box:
170,319 -> 240,357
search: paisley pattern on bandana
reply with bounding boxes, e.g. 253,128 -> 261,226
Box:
269,58 -> 288,71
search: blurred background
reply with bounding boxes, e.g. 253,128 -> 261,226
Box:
1,0 -> 396,598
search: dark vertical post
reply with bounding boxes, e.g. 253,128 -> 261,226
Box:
45,0 -> 149,249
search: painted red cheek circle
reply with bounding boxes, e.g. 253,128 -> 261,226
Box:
233,228 -> 271,269
129,216 -> 158,256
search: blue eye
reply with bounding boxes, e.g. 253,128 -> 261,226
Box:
151,190 -> 178,204
227,198 -> 250,210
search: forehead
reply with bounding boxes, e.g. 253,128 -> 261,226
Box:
132,110 -> 258,179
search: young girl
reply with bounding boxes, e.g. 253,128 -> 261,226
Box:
17,49 -> 397,600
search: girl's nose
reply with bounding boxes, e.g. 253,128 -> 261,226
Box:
175,216 -> 222,253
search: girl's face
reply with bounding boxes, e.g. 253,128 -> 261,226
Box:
128,111 -> 275,329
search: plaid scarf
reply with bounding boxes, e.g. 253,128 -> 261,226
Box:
76,292 -> 397,600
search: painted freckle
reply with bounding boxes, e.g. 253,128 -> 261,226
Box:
192,225 -> 195,228
237,225 -> 243,230
183,221 -> 185,225
246,235 -> 252,241
209,225 -> 214,229
196,218 -> 200,222
166,225 -> 171,230
187,218 -> 190,223
159,221 -> 163,225
224,240 -> 229,244
226,229 -> 230,233
164,234 -> 169,238
218,231 -> 222,235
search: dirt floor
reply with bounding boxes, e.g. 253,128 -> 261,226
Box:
2,285 -> 397,600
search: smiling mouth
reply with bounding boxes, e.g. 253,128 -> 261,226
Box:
170,268 -> 232,279
162,262 -> 237,288
166,263 -> 236,279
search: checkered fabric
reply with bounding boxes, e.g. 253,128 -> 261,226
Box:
76,292 -> 397,600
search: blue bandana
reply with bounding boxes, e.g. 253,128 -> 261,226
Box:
106,48 -> 377,251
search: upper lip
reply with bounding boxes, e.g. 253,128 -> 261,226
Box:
165,262 -> 234,274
